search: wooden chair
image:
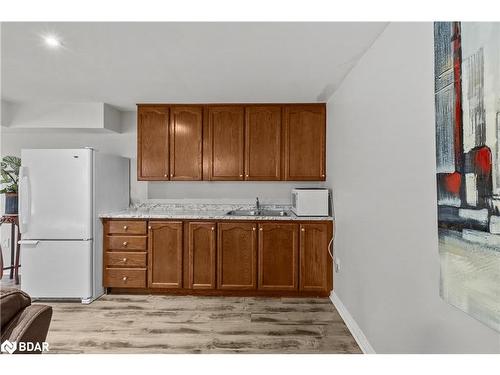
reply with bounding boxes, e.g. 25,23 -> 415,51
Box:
0,215 -> 21,284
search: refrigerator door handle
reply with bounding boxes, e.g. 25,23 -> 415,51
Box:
19,166 -> 31,233
18,240 -> 39,246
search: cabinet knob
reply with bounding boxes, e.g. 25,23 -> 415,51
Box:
252,227 -> 256,231
123,241 -> 128,247
259,228 -> 263,231
122,276 -> 128,281
246,174 -> 249,177
148,226 -> 152,230
301,228 -> 305,232
321,174 -> 325,177
122,258 -> 127,262
123,225 -> 128,230
239,174 -> 243,178
211,227 -> 215,231
170,174 -> 173,177
164,174 -> 167,177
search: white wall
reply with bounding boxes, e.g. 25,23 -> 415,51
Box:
327,23 -> 500,353
2,102 -> 121,131
1,111 -> 323,204
0,110 -> 323,266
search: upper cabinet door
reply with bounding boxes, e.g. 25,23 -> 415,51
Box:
245,106 -> 282,180
169,106 -> 203,180
284,104 -> 326,181
137,105 -> 169,180
206,106 -> 245,180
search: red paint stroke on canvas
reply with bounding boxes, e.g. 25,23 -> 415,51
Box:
474,147 -> 492,175
443,172 -> 462,196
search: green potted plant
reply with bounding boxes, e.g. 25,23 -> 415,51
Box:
1,156 -> 21,215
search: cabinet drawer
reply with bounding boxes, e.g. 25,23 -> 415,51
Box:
107,220 -> 147,235
106,236 -> 147,250
105,252 -> 147,268
104,268 -> 146,288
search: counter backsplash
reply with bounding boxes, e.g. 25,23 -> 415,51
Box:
131,201 -> 292,212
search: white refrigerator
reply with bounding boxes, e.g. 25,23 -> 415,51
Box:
18,148 -> 129,303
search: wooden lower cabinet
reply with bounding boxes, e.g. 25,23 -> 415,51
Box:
104,268 -> 146,288
299,223 -> 329,292
187,222 -> 216,289
148,221 -> 183,288
258,223 -> 299,291
104,219 -> 332,296
104,220 -> 149,288
217,222 -> 257,290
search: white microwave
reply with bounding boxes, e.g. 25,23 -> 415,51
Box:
291,188 -> 329,216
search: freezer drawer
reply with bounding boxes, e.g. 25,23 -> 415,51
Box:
20,240 -> 93,301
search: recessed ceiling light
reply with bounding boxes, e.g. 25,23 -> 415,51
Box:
43,35 -> 63,49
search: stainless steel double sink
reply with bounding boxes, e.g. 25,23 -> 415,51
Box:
226,209 -> 288,217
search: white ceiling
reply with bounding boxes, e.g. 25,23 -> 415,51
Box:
1,22 -> 387,111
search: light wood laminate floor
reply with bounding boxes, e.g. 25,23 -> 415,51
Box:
1,278 -> 361,354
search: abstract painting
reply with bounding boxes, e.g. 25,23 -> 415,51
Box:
434,22 -> 500,332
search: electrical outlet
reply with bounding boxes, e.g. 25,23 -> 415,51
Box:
334,257 -> 341,273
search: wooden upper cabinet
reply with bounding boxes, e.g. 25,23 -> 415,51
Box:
245,106 -> 282,180
205,106 -> 245,180
148,221 -> 183,288
187,222 -> 216,289
169,106 -> 203,180
299,223 -> 329,292
258,223 -> 299,291
284,104 -> 326,181
137,103 -> 327,182
137,106 -> 169,180
217,222 -> 257,290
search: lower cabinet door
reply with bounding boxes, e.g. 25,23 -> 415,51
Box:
188,222 -> 216,289
148,221 -> 183,288
299,223 -> 329,292
217,222 -> 257,290
258,223 -> 299,291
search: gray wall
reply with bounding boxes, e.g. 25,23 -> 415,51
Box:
326,22 -> 500,353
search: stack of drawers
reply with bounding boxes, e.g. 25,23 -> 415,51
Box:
103,220 -> 148,288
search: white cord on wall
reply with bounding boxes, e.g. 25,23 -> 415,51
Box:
328,232 -> 334,260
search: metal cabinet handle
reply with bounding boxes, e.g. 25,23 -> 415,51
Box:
239,174 -> 243,177
122,258 -> 127,262
211,227 -> 215,231
148,226 -> 152,230
122,276 -> 128,281
259,228 -> 263,231
301,228 -> 305,232
123,225 -> 128,230
252,227 -> 256,231
123,241 -> 128,247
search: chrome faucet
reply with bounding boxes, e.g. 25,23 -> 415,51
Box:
255,197 -> 260,213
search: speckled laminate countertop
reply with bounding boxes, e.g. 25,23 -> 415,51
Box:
99,208 -> 333,221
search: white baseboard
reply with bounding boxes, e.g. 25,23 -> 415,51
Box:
330,291 -> 376,354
